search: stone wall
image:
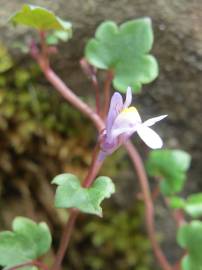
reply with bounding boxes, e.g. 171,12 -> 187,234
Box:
0,0 -> 202,264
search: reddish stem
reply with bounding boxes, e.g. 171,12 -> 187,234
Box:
50,209 -> 79,270
7,261 -> 49,270
152,186 -> 160,201
173,252 -> 186,270
124,140 -> 173,270
80,58 -> 101,114
32,44 -> 173,270
39,31 -> 49,69
102,70 -> 113,119
164,197 -> 185,228
50,147 -> 103,270
30,41 -> 104,132
173,260 -> 181,270
173,209 -> 185,228
82,144 -> 103,187
43,68 -> 104,133
92,77 -> 101,115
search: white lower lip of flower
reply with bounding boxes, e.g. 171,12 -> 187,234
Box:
111,108 -> 142,137
137,125 -> 163,149
111,126 -> 138,138
143,115 -> 168,127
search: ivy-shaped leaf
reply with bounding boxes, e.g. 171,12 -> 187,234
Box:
0,217 -> 52,269
170,193 -> 202,219
46,29 -> 72,45
185,193 -> 202,218
85,18 -> 158,93
169,196 -> 186,209
52,173 -> 115,217
12,217 -> 51,257
177,221 -> 202,270
10,4 -> 71,31
146,149 -> 191,196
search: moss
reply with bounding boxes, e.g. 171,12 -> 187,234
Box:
0,45 -> 151,269
67,203 -> 151,270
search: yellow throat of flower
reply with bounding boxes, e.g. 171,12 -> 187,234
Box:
121,106 -> 138,114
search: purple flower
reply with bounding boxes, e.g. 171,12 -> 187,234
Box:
99,87 -> 167,160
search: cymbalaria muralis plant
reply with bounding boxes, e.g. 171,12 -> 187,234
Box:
1,4 -> 201,270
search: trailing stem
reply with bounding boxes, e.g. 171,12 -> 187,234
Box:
32,38 -> 173,270
80,58 -> 101,115
82,144 -> 103,188
102,70 -> 113,119
50,209 -> 79,270
43,68 -> 104,132
30,36 -> 104,132
124,140 -> 173,270
51,146 -> 103,270
91,76 -> 101,115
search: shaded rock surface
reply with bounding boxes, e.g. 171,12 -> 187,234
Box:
0,0 -> 202,267
1,0 -> 201,174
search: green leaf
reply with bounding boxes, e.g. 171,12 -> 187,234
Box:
146,149 -> 191,196
10,4 -> 72,31
0,231 -> 35,268
169,196 -> 186,209
46,29 -> 72,45
177,221 -> 202,270
12,217 -> 52,257
0,217 -> 52,268
52,173 -> 115,216
185,193 -> 202,218
85,18 -> 158,93
169,193 -> 202,218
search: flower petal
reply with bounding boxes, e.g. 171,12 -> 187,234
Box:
111,107 -> 141,139
111,126 -> 135,138
143,115 -> 167,127
137,125 -> 163,149
98,150 -> 107,161
106,92 -> 123,134
123,86 -> 132,109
